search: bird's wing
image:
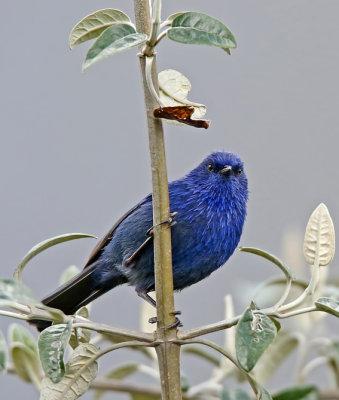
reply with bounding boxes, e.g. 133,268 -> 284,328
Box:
84,194 -> 152,268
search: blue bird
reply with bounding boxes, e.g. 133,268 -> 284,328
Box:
33,152 -> 248,330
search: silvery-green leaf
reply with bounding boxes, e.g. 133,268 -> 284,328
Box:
236,307 -> 278,372
222,388 -> 251,400
14,233 -> 96,282
167,12 -> 236,51
69,9 -> 132,49
240,247 -> 296,281
60,266 -> 80,285
83,24 -> 148,71
158,69 -> 206,126
272,385 -> 318,400
303,203 -> 335,266
0,330 -> 7,372
0,279 -> 39,304
38,322 -> 72,383
252,330 -> 299,385
9,324 -> 41,383
94,363 -> 140,400
40,343 -> 99,400
315,297 -> 339,317
166,12 -> 188,22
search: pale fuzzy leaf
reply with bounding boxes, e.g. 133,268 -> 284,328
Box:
83,24 -> 148,71
9,324 -> 41,383
40,343 -> 99,400
38,323 -> 72,383
13,233 -> 96,282
167,12 -> 236,51
70,307 -> 91,349
158,69 -> 206,126
252,330 -> 298,385
60,266 -> 80,285
303,203 -> 335,266
0,278 -> 39,304
0,330 -> 7,372
166,12 -> 188,22
69,9 -> 132,49
315,297 -> 339,317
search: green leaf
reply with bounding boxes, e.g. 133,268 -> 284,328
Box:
315,297 -> 339,317
83,24 -> 148,71
13,233 -> 96,282
9,324 -> 41,383
239,247 -> 296,281
38,322 -> 72,383
181,345 -> 220,365
0,278 -> 39,305
60,265 -> 80,285
69,9 -> 132,49
236,306 -> 278,372
272,386 -> 318,400
40,343 -> 99,400
94,363 -> 140,400
167,12 -> 236,51
252,330 -> 299,385
0,330 -> 7,372
222,388 -> 252,400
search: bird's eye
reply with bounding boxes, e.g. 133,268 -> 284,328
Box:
207,164 -> 214,172
237,168 -> 242,176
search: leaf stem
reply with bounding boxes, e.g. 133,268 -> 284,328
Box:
155,29 -> 169,46
145,56 -> 162,106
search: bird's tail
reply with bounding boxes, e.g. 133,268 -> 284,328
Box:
30,263 -> 127,331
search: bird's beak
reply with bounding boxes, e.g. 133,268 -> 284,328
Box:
219,165 -> 233,175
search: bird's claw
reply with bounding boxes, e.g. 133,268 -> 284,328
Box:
147,212 -> 178,237
148,310 -> 183,329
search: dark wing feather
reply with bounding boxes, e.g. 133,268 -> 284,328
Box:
84,195 -> 152,268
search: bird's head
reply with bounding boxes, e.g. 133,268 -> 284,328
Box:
188,152 -> 248,197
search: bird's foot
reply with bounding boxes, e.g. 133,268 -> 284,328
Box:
148,310 -> 183,329
146,211 -> 178,237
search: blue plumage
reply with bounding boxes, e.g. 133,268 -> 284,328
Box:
35,151 -> 248,329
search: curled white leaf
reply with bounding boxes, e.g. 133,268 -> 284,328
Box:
158,69 -> 206,125
303,203 -> 335,267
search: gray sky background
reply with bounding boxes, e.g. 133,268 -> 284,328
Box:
1,1 -> 339,398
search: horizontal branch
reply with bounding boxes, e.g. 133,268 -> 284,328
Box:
178,306 -> 323,340
0,304 -> 154,343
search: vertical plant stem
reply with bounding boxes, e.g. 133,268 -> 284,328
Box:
133,1 -> 182,399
